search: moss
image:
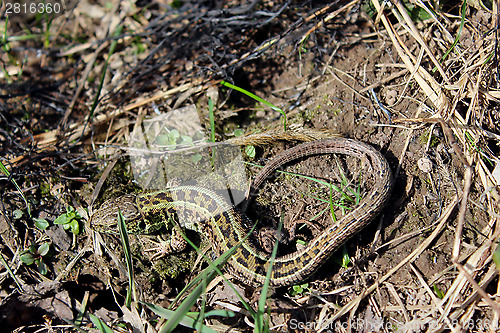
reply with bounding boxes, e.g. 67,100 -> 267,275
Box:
419,130 -> 440,148
152,251 -> 198,280
40,182 -> 51,196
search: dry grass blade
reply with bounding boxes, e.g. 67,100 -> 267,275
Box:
438,232 -> 500,323
454,261 -> 500,316
298,0 -> 359,45
370,0 -> 450,112
409,263 -> 459,332
320,196 -> 459,330
392,0 -> 450,84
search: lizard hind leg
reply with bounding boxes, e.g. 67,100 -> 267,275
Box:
145,224 -> 188,260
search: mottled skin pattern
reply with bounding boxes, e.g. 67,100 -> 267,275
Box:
90,138 -> 392,287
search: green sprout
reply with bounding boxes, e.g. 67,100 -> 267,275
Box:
20,242 -> 50,275
432,283 -> 445,299
155,129 -> 201,162
244,145 -> 256,158
492,242 -> 500,273
289,283 -> 310,296
54,206 -> 82,234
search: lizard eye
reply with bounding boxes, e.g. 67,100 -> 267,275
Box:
138,220 -> 146,231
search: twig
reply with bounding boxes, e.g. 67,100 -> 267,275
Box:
319,196 -> 459,330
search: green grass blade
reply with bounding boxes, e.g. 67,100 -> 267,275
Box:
163,218 -> 259,332
170,218 -> 257,316
145,302 -> 234,333
435,0 -> 466,68
117,209 -> 136,307
89,314 -> 114,333
0,252 -> 24,291
493,242 -> 500,272
255,216 -> 282,333
246,161 -> 359,207
220,81 -> 287,130
159,254 -> 229,333
0,160 -> 31,217
208,97 -> 215,143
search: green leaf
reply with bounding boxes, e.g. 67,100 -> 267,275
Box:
191,154 -> 202,163
492,242 -> 500,272
13,209 -> 23,219
66,206 -> 81,219
180,135 -> 193,144
156,134 -> 170,145
433,283 -> 444,299
34,217 -> 49,230
220,81 -> 287,131
36,259 -> 48,275
296,239 -> 307,246
54,206 -> 81,234
169,129 -> 180,138
244,145 -> 255,158
208,97 -> 215,143
54,214 -> 71,225
145,303 -> 219,333
341,247 -> 351,268
38,243 -> 50,256
69,220 -> 80,234
168,136 -> 177,146
409,4 -> 432,21
289,283 -> 309,296
20,252 -> 37,265
89,314 -> 114,333
117,210 -> 136,307
200,309 -> 235,318
233,129 -> 244,137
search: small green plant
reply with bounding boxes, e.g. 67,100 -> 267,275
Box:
132,35 -> 147,54
12,209 -> 23,220
155,129 -> 202,162
156,129 -> 181,146
54,206 -> 82,234
492,242 -> 500,273
208,97 -> 216,143
289,282 -> 310,296
20,242 -> 50,275
419,130 -> 439,148
33,217 -> 49,230
465,131 -> 494,166
245,145 -> 256,158
341,245 -> 351,268
432,283 -> 445,299
298,34 -> 308,59
332,244 -> 351,268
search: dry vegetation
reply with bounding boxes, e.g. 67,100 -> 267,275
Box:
1,0 -> 500,332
